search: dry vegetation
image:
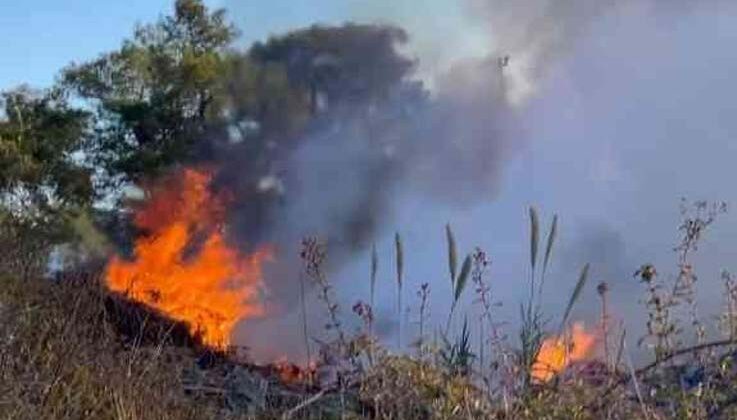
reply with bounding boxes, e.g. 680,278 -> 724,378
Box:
4,2 -> 737,418
3,201 -> 737,419
0,271 -> 216,420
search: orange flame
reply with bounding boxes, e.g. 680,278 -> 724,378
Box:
106,168 -> 271,349
531,323 -> 597,383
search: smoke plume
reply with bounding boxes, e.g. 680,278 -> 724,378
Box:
217,0 -> 737,361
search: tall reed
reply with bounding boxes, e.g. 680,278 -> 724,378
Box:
395,232 -> 403,349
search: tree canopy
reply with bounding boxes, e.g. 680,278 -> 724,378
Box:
0,88 -> 92,216
62,0 -> 237,185
250,24 -> 415,115
2,0 -> 428,260
61,1 -> 420,193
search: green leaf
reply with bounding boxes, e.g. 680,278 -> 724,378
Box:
560,263 -> 590,331
395,232 -> 403,288
454,254 -> 472,303
370,243 -> 378,304
529,206 -> 540,272
542,214 -> 558,276
446,223 -> 458,288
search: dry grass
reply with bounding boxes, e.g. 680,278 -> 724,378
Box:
5,201 -> 737,419
0,271 -> 229,420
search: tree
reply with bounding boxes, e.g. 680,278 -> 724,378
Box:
223,24 -> 427,247
214,23 -> 421,178
250,24 -> 416,116
0,87 -> 92,216
0,87 -> 95,276
63,0 -> 422,186
62,0 -> 237,186
61,0 -> 427,251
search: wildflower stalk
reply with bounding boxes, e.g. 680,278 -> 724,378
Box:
395,233 -> 403,350
417,283 -> 430,357
370,243 -> 378,336
300,237 -> 346,346
598,281 -> 610,369
299,270 -> 311,363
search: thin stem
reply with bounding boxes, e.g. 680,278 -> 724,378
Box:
397,284 -> 402,350
445,303 -> 455,338
299,270 -> 311,363
624,339 -> 650,420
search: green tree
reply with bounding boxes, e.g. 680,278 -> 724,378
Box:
220,24 -> 425,246
62,0 -> 236,186
214,23 -> 420,186
0,87 -> 95,276
0,87 -> 92,216
63,0 -> 421,187
250,24 -> 416,116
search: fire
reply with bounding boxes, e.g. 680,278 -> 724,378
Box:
106,168 -> 271,349
531,323 -> 596,383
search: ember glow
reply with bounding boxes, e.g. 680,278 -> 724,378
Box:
531,323 -> 597,383
106,168 -> 271,349
273,357 -> 317,385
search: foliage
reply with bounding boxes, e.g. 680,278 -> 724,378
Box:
0,88 -> 92,214
528,206 -> 540,272
62,0 -> 236,186
560,263 -> 590,332
0,88 -> 98,273
0,273 -> 226,420
61,0 -> 421,194
439,317 -> 476,377
249,24 -> 415,114
446,223 -> 458,288
58,0 -> 425,254
359,355 -> 490,420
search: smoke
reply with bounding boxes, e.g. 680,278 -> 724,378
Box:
462,0 -> 618,104
557,223 -> 640,322
207,15 -> 524,359
217,0 -> 737,362
214,22 -> 524,257
351,0 -> 731,104
221,0 -> 627,268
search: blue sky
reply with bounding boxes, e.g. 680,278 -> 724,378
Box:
1,0 -> 172,89
0,0 -> 354,90
0,0 -> 476,90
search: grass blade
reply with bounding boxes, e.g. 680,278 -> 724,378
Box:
370,243 -> 378,306
446,224 -> 458,288
615,326 -> 627,370
454,254 -> 472,303
529,207 -> 540,272
445,254 -> 472,336
560,263 -> 590,331
395,233 -> 403,288
542,214 -> 558,276
395,232 -> 403,348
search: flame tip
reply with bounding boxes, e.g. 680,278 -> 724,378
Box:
106,168 -> 272,350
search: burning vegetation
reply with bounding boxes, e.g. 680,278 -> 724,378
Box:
531,323 -> 597,383
106,169 -> 272,349
4,1 -> 737,419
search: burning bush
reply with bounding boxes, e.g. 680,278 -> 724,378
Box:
106,169 -> 272,349
530,323 -> 597,383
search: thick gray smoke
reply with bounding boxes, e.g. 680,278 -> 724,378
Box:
213,21 -> 521,286
223,0 -> 737,362
214,19 -> 522,360
226,59 -> 521,361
